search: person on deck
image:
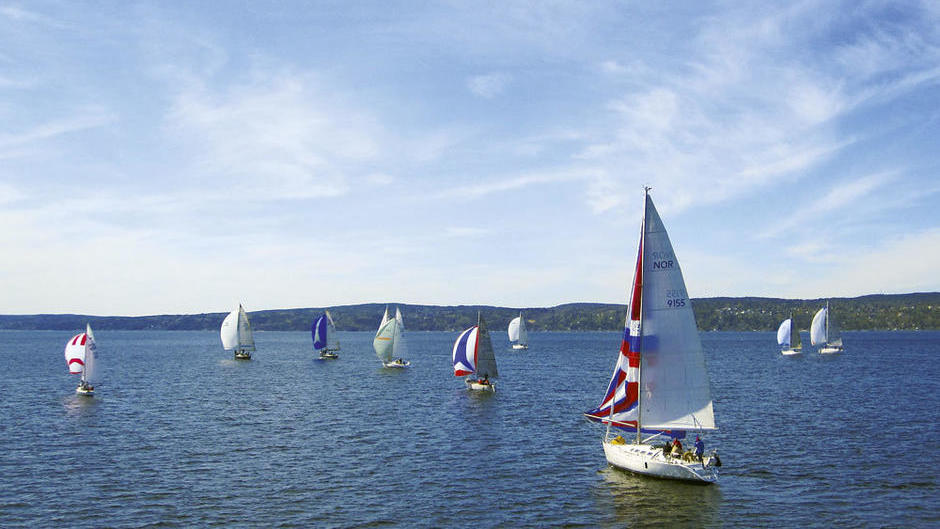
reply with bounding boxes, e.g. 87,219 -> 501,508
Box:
671,437 -> 683,456
694,436 -> 705,461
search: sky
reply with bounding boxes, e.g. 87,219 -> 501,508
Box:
1,1 -> 939,316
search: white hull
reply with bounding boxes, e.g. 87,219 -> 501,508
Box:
511,344 -> 528,350
234,351 -> 252,360
781,348 -> 802,356
603,441 -> 718,483
819,346 -> 842,354
466,380 -> 495,392
318,351 -> 339,359
76,386 -> 94,396
383,360 -> 410,368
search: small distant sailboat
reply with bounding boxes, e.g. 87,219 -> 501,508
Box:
312,310 -> 340,359
811,301 -> 844,354
777,314 -> 802,356
373,306 -> 410,368
453,312 -> 498,391
507,311 -> 529,350
583,188 -> 720,483
221,304 -> 255,360
64,324 -> 98,395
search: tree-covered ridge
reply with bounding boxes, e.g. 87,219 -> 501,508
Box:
1,293 -> 937,331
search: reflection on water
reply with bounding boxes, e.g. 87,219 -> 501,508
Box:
596,466 -> 722,528
62,393 -> 100,417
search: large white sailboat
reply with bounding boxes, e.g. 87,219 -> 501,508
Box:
583,188 -> 720,483
64,324 -> 98,395
811,301 -> 843,354
777,314 -> 802,356
312,310 -> 340,359
373,306 -> 410,368
507,312 -> 529,350
453,312 -> 498,392
221,304 -> 256,360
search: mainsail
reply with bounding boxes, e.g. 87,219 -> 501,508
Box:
584,190 -> 715,433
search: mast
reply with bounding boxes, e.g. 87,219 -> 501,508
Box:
636,186 -> 649,444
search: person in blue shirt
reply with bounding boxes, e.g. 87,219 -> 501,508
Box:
694,436 -> 705,461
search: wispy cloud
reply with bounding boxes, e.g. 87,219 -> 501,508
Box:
165,70 -> 383,200
435,167 -> 592,200
763,171 -> 896,239
467,72 -> 511,98
0,110 -> 115,150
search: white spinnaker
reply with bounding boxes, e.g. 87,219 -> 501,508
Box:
777,319 -> 791,346
810,308 -> 827,346
508,316 -> 521,342
637,195 -> 715,431
221,310 -> 239,350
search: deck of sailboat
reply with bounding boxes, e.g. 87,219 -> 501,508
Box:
602,440 -> 718,483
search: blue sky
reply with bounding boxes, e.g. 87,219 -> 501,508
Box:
1,1 -> 938,316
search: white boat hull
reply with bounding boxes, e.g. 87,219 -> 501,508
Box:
383,360 -> 410,368
819,346 -> 842,354
602,441 -> 718,483
76,386 -> 94,396
466,380 -> 495,392
234,351 -> 252,360
781,348 -> 802,356
511,344 -> 528,350
319,351 -> 339,360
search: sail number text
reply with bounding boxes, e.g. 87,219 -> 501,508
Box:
665,289 -> 686,308
650,251 -> 675,270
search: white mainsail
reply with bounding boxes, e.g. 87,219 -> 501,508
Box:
393,308 -> 406,359
508,312 -> 528,347
636,197 -> 714,431
83,324 -> 98,384
326,310 -> 340,351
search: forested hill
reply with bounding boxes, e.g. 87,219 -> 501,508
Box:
1,293 -> 937,332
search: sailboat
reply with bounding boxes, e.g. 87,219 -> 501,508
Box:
453,312 -> 498,392
811,301 -> 843,354
312,310 -> 340,359
373,306 -> 410,368
583,188 -> 720,483
777,314 -> 802,355
507,311 -> 529,350
221,304 -> 255,359
64,324 -> 98,395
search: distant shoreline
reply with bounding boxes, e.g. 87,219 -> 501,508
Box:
2,293 -> 937,332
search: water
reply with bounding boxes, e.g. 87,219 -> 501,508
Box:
1,330 -> 937,528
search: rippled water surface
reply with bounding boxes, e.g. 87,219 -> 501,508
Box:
1,329 -> 937,527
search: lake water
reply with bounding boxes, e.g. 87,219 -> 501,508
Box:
1,329 -> 937,528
